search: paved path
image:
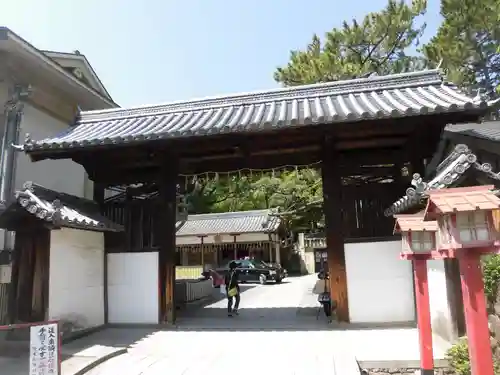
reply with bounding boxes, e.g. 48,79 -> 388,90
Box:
86,275 -> 361,375
0,331 -> 127,375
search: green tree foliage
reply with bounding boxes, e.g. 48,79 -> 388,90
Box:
423,0 -> 500,98
483,254 -> 500,311
184,169 -> 324,233
274,0 -> 428,86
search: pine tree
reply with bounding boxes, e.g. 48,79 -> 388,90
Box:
423,0 -> 500,97
274,0 -> 428,86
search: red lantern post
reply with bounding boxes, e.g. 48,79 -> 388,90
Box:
395,214 -> 438,375
423,185 -> 500,375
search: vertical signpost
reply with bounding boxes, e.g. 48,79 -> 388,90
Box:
29,321 -> 60,375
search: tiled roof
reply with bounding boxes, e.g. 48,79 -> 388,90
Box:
445,121 -> 500,142
176,209 -> 280,236
0,181 -> 123,232
385,143 -> 491,216
23,69 -> 491,153
424,185 -> 500,220
393,213 -> 438,233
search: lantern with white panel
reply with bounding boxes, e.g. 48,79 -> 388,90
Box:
394,214 -> 438,257
422,185 -> 500,375
394,213 -> 438,375
423,185 -> 499,251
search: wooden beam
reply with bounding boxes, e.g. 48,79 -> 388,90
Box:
342,165 -> 399,178
156,155 -> 178,324
337,136 -> 407,150
87,146 -> 408,186
321,138 -> 349,322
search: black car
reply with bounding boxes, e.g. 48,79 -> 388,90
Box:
203,259 -> 287,285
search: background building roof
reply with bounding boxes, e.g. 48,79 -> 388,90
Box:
176,209 -> 280,237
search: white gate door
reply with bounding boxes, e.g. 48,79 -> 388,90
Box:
107,252 -> 159,324
345,240 -> 415,323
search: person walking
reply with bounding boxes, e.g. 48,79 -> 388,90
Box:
225,261 -> 240,317
312,270 -> 333,323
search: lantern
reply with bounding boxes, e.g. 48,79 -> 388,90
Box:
422,185 -> 500,375
423,185 -> 500,250
394,214 -> 438,255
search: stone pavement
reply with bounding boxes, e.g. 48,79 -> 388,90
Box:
83,275 -> 451,374
0,275 -> 453,374
0,329 -> 129,375
86,275 -> 361,375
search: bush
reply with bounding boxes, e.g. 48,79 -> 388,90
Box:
446,337 -> 471,375
483,255 -> 500,310
446,337 -> 500,375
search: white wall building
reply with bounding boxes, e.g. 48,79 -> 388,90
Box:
0,27 -> 118,324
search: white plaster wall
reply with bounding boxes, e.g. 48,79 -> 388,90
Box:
427,260 -> 455,343
15,104 -> 93,198
107,252 -> 159,324
48,228 -> 104,330
176,232 -> 269,245
345,240 -> 415,323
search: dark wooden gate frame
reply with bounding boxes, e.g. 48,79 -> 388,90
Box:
21,71 -> 493,324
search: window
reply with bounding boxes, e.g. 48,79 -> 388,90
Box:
411,231 -> 434,251
239,260 -> 252,268
457,212 -> 490,242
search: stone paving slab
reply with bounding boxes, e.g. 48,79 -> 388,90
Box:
86,330 -> 361,375
0,335 -> 128,375
62,345 -> 127,375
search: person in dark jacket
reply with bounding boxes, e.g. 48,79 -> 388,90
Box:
224,261 -> 241,317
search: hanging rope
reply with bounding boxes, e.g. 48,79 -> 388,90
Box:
179,160 -> 321,179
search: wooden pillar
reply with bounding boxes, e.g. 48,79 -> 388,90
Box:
200,236 -> 205,267
321,138 -> 349,322
413,258 -> 434,375
157,158 -> 178,324
93,183 -> 109,324
232,235 -> 238,259
7,234 -> 21,324
458,250 -> 494,375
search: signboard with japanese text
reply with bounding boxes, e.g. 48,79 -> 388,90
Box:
29,322 -> 59,375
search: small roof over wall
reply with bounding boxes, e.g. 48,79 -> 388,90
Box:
22,69 -> 492,155
393,213 -> 438,233
445,120 -> 500,143
0,181 -> 123,232
385,143 -> 500,216
176,209 -> 280,237
424,185 -> 500,221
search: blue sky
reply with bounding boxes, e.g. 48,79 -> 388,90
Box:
0,0 -> 441,108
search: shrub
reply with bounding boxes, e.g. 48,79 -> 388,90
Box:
446,337 -> 471,375
446,336 -> 500,375
483,255 -> 500,310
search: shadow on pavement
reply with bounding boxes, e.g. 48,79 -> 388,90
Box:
178,284 -> 257,312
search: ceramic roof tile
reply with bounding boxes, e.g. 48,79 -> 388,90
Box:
0,181 -> 123,232
176,209 -> 280,236
385,143 -> 490,216
23,69 -> 490,153
445,121 -> 500,142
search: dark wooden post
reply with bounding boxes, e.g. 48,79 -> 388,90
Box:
321,138 -> 349,322
93,183 -> 109,324
157,157 -> 179,324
